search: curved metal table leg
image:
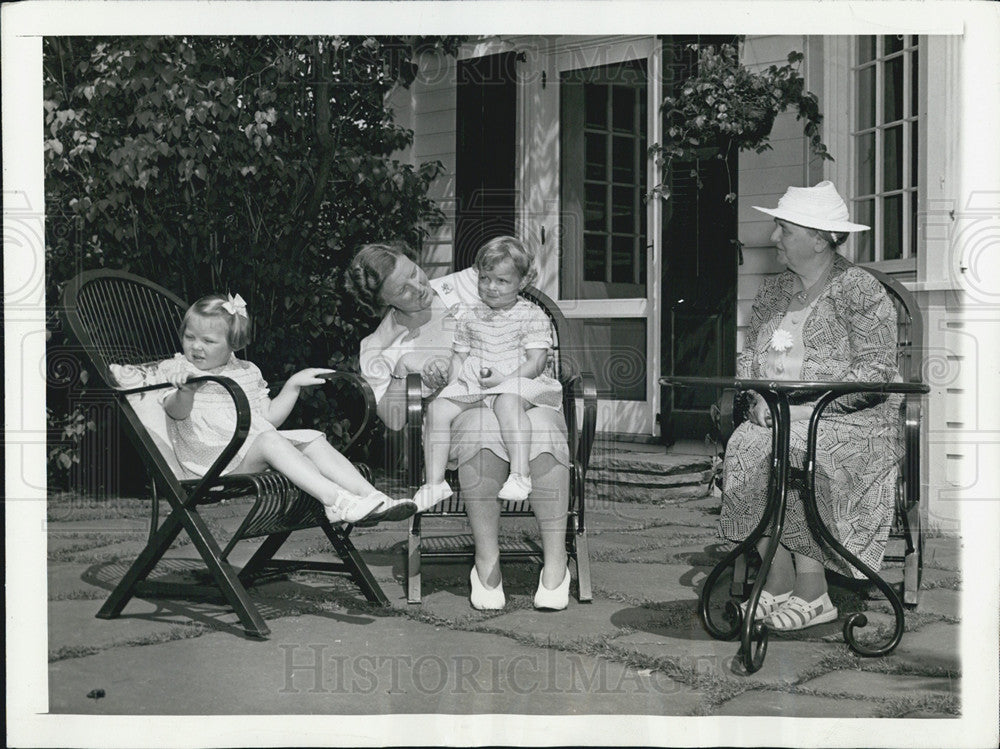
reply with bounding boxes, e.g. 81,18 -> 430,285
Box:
698,391 -> 790,673
801,392 -> 905,656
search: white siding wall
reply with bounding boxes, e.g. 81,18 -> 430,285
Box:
386,51 -> 458,278
734,36 -> 811,354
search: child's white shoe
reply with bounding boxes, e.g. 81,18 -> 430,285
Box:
324,490 -> 384,525
412,481 -> 453,512
497,473 -> 532,501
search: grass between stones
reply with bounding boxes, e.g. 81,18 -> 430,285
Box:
873,694 -> 960,718
49,623 -> 213,663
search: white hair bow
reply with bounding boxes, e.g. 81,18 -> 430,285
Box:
222,293 -> 248,318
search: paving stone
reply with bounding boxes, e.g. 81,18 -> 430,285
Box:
712,689 -> 881,717
882,622 -> 961,673
475,598 -> 629,644
802,670 -> 958,699
49,614 -> 702,715
590,561 -> 706,606
609,626 -> 836,685
47,598 -> 225,657
923,537 -> 962,572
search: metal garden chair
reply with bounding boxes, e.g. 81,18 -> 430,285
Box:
60,269 -> 389,639
717,266 -> 925,607
401,286 -> 598,605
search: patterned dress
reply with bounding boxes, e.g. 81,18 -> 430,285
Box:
720,254 -> 903,577
436,299 -> 563,409
159,353 -> 324,477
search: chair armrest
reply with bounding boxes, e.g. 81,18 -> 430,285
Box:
118,376 -> 251,505
404,372 -> 425,490
562,371 -> 598,473
317,371 -> 377,454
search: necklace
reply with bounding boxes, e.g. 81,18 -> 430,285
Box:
792,260 -> 834,306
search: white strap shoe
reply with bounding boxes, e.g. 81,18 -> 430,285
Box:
324,490 -> 384,525
766,592 -> 839,631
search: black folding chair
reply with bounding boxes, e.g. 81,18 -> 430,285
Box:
60,270 -> 389,639
402,286 -> 598,604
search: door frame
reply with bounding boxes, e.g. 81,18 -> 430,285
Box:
519,35 -> 662,436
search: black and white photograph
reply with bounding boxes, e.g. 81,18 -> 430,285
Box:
4,1 -> 999,746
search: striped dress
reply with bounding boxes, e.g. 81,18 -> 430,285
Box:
436,299 -> 563,409
720,255 -> 903,578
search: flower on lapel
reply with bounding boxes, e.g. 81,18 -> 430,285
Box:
769,328 -> 793,352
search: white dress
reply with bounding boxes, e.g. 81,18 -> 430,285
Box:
436,299 -> 563,408
159,353 -> 324,477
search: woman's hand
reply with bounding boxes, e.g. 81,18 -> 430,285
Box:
746,393 -> 772,428
421,357 -> 452,390
286,368 -> 336,390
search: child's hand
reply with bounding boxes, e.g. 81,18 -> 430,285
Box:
165,369 -> 204,391
287,368 -> 336,389
478,368 -> 505,388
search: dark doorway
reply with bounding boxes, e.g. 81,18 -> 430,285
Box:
454,52 -> 518,271
659,36 -> 739,444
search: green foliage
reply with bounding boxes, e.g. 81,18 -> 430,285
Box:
44,35 -> 462,483
649,42 -> 833,203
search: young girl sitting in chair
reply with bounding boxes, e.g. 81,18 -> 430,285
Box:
412,236 -> 563,510
160,292 -> 417,525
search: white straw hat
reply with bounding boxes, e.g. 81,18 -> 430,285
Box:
753,181 -> 870,233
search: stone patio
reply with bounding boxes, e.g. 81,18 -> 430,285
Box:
45,443 -> 961,719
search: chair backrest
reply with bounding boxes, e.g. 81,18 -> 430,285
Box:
859,267 -> 923,383
61,270 -> 192,481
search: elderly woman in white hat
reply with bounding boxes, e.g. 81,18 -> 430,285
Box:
721,181 -> 902,631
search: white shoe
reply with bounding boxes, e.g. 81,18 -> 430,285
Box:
533,567 -> 570,611
738,590 -> 792,622
324,490 -> 384,525
497,473 -> 532,501
766,592 -> 839,631
412,481 -> 453,512
470,566 -> 505,610
353,493 -> 418,526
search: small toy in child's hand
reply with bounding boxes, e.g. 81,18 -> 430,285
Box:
480,367 -> 492,379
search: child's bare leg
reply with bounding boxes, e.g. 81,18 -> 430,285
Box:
302,438 -> 376,497
235,431 -> 355,509
493,394 -> 531,476
425,398 -> 475,484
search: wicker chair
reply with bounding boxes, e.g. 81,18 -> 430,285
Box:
60,270 -> 388,639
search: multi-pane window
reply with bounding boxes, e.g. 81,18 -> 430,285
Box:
576,60 -> 648,289
853,35 -> 919,263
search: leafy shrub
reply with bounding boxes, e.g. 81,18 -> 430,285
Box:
44,36 -> 462,486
